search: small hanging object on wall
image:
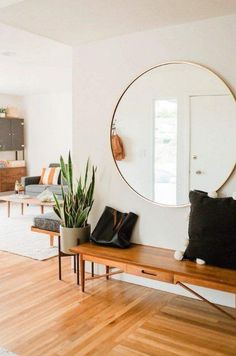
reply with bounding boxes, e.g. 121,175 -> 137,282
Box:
112,134 -> 125,161
111,121 -> 125,161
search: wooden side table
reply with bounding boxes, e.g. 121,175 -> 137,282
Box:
58,235 -> 78,281
31,226 -> 94,284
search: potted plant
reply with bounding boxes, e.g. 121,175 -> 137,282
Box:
53,152 -> 96,254
0,108 -> 6,118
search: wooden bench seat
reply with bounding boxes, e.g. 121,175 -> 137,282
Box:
70,242 -> 236,320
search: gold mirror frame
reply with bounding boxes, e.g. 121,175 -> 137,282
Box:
110,61 -> 236,207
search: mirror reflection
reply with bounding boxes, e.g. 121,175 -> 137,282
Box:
111,62 -> 236,206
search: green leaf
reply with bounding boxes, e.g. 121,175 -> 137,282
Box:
53,193 -> 62,219
57,152 -> 96,228
76,207 -> 90,227
68,151 -> 73,194
83,158 -> 89,191
60,155 -> 67,180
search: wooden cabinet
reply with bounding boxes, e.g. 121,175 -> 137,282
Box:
0,167 -> 26,192
0,118 -> 24,151
0,119 -> 11,151
11,119 -> 24,151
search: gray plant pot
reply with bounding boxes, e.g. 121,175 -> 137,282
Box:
60,224 -> 91,254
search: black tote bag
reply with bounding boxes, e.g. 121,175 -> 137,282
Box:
90,206 -> 138,248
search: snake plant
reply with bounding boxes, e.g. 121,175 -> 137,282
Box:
53,152 -> 96,228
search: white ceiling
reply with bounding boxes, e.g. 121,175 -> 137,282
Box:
0,0 -> 235,46
0,22 -> 72,95
0,0 -> 24,9
0,0 -> 235,95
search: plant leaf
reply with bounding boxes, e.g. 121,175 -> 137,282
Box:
60,155 -> 67,180
57,153 -> 96,228
68,151 -> 73,194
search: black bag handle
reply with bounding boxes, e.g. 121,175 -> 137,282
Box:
112,210 -> 125,233
113,210 -> 117,229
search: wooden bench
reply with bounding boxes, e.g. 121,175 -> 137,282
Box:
70,242 -> 236,320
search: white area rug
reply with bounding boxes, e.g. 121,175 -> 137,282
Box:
0,348 -> 17,356
0,203 -> 58,260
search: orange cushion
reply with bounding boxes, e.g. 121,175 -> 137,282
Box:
39,167 -> 61,185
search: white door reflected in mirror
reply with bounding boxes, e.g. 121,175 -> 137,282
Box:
111,62 -> 236,206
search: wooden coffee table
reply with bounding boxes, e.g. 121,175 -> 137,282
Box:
0,195 -> 58,217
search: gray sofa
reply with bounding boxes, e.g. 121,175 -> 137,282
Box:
21,163 -> 67,199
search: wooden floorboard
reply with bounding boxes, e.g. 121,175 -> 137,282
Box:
0,251 -> 235,355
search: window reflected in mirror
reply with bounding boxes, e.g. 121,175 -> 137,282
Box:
154,99 -> 177,205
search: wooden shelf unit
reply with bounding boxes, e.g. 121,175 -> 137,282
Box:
0,167 -> 26,192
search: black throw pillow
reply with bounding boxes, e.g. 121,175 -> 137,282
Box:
184,190 -> 236,270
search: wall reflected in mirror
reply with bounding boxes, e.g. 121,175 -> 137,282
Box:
111,62 -> 236,206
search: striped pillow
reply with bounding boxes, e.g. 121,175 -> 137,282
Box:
39,167 -> 61,185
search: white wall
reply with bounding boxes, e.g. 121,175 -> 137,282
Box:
0,22 -> 72,95
23,91 -> 72,175
0,93 -> 24,114
73,15 -> 236,307
0,93 -> 25,160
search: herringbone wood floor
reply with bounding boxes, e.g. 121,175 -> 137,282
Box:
0,251 -> 235,355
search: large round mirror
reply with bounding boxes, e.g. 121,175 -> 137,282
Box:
111,62 -> 236,206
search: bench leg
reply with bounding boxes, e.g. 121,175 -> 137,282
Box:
7,201 -> 10,218
76,254 -> 80,285
91,262 -> 94,277
58,236 -> 62,280
73,255 -> 76,273
85,269 -> 123,281
50,235 -> 54,247
80,254 -> 85,292
106,266 -> 110,280
176,281 -> 236,320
